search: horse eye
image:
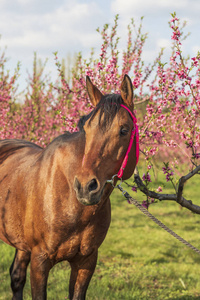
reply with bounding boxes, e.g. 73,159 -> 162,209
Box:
120,127 -> 129,136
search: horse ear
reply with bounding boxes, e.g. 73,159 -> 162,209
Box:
86,76 -> 103,107
120,74 -> 134,111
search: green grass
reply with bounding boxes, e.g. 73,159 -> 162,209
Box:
1,170 -> 200,299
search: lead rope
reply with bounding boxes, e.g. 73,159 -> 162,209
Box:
109,106 -> 200,254
116,182 -> 200,255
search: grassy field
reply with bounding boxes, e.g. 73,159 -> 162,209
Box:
0,170 -> 200,299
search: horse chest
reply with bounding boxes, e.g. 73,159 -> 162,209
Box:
52,229 -> 95,262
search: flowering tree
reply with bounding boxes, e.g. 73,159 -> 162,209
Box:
133,13 -> 200,213
0,13 -> 199,213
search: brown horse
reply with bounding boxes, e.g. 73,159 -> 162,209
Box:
0,75 -> 138,300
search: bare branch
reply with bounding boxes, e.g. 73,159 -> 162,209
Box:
177,165 -> 200,204
134,98 -> 149,105
134,167 -> 200,214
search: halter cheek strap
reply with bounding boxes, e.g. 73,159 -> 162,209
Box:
117,104 -> 139,179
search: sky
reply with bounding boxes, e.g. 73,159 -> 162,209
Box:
0,0 -> 199,93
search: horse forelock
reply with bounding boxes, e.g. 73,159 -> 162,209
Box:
78,93 -> 124,132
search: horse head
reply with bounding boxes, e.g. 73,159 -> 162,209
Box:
74,75 -> 138,205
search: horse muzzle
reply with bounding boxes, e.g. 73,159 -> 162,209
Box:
74,176 -> 102,205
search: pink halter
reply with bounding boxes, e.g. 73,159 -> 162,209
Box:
117,104 -> 139,179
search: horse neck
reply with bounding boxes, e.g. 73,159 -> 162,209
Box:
41,131 -> 85,173
38,132 -> 112,215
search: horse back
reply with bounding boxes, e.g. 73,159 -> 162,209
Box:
0,139 -> 42,249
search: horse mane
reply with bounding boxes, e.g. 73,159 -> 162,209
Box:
78,93 -> 124,132
0,139 -> 42,165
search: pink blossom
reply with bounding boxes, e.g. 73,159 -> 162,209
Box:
142,173 -> 152,183
131,186 -> 137,192
157,186 -> 162,192
142,200 -> 149,209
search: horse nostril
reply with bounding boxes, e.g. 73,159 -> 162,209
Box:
74,177 -> 81,192
88,178 -> 98,193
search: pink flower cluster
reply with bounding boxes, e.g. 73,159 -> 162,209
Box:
141,199 -> 155,210
162,164 -> 174,182
142,173 -> 152,183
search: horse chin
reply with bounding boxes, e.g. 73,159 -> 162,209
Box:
77,195 -> 101,206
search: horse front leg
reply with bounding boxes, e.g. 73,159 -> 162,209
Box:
10,249 -> 31,300
30,247 -> 52,300
69,250 -> 98,300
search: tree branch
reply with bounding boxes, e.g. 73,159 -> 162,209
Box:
177,165 -> 200,205
134,98 -> 149,105
134,167 -> 200,214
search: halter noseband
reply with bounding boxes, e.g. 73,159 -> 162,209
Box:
117,104 -> 139,179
